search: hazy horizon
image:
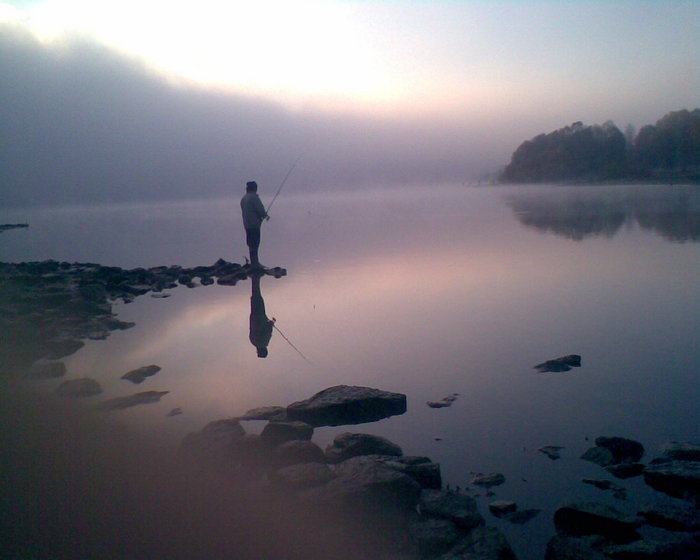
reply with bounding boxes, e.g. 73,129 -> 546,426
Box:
1,1 -> 699,208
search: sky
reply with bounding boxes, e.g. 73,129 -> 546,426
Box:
1,0 -> 699,206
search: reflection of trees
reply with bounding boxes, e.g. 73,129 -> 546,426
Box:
505,186 -> 700,242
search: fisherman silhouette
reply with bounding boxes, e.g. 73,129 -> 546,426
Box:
240,181 -> 269,269
249,273 -> 275,358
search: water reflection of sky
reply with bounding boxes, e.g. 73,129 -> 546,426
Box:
2,184 -> 699,560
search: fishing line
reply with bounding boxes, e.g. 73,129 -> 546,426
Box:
266,154 -> 302,215
272,321 -> 314,365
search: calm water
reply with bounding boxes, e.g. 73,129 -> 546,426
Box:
2,184 -> 699,558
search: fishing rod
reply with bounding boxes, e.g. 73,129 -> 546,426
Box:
272,320 -> 313,365
265,154 -> 302,215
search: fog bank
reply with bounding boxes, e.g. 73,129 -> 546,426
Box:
1,27 -> 513,208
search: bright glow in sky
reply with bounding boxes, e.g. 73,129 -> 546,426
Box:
1,0 -> 699,121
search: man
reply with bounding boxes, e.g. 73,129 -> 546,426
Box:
240,181 -> 268,268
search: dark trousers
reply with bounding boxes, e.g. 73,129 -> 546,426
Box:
245,227 -> 261,265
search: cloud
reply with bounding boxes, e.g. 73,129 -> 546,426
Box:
1,26 -> 512,208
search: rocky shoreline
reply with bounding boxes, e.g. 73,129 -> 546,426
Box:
179,384 -> 700,560
2,256 -> 699,559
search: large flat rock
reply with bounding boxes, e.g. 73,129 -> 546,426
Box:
286,385 -> 407,427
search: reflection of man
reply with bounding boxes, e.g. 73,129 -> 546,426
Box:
240,181 -> 268,268
249,273 -> 274,358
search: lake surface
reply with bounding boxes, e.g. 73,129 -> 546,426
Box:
2,183 -> 699,558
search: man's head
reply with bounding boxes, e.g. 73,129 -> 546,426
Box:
246,181 -> 258,193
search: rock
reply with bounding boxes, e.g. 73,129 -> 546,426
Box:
553,502 -> 642,543
302,455 -> 421,511
602,532 -> 700,559
56,377 -> 103,398
217,273 -> 246,286
639,503 -> 700,532
407,516 -> 462,559
534,354 -> 581,373
595,436 -> 644,464
259,421 -> 314,447
25,360 -> 66,378
0,223 -> 29,232
390,458 -> 442,490
275,440 -> 326,467
237,406 -> 288,421
539,445 -> 564,460
644,460 -> 700,502
439,526 -> 516,560
335,455 -> 441,490
286,385 -> 407,427
121,364 -> 161,384
97,390 -> 169,410
489,500 -> 517,518
605,463 -> 645,479
269,462 -> 337,490
325,432 -> 403,463
167,407 -> 183,417
545,535 -> 610,560
179,418 -> 246,465
44,338 -> 85,359
504,508 -> 541,524
581,446 -> 615,467
582,479 -> 627,499
150,292 -> 171,298
661,441 -> 700,462
471,472 -> 506,488
419,489 -> 484,531
427,394 -> 459,408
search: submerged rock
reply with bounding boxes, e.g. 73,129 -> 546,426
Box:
471,472 -> 506,488
426,393 -> 459,408
121,364 -> 161,384
539,445 -> 564,460
97,390 -> 169,410
56,377 -> 103,398
286,385 -> 407,427
534,354 -> 582,373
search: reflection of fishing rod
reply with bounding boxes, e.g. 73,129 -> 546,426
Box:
266,154 -> 302,215
272,319 -> 313,365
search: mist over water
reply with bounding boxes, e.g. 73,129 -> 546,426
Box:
1,184 -> 698,559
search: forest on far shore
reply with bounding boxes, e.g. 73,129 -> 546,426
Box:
500,108 -> 700,184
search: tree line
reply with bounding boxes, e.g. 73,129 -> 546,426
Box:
500,108 -> 700,183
